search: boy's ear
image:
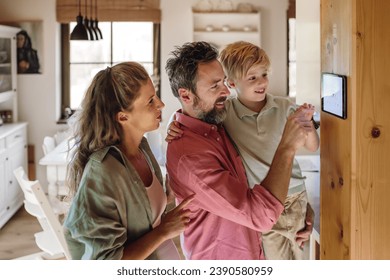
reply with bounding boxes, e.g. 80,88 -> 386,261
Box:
227,79 -> 236,88
178,88 -> 192,104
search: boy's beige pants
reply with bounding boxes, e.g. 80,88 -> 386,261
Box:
262,190 -> 313,260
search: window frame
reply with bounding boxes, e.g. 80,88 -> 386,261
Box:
59,22 -> 161,122
287,0 -> 296,98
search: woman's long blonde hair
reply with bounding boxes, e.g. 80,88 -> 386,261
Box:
66,62 -> 149,196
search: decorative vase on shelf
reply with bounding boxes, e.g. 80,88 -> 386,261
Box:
237,3 -> 255,13
215,0 -> 234,12
193,0 -> 213,12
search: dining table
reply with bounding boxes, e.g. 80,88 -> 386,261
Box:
38,137 -> 75,203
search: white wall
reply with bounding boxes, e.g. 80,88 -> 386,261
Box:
295,0 -> 321,156
160,0 -> 290,130
0,0 -> 65,188
296,0 -> 321,112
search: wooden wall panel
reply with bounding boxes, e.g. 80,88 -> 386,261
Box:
320,0 -> 353,260
321,0 -> 390,259
353,0 -> 390,259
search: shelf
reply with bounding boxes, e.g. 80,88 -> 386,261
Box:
0,91 -> 13,103
192,11 -> 259,15
195,30 -> 258,34
192,10 -> 261,47
0,25 -> 19,123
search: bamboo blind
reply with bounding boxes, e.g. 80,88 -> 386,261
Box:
56,0 -> 161,23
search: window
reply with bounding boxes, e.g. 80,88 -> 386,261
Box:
60,21 -> 160,119
288,18 -> 296,98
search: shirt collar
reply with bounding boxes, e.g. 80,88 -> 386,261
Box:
175,110 -> 222,137
232,94 -> 278,118
90,145 -> 124,163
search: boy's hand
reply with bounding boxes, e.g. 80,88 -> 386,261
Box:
295,203 -> 315,248
278,109 -> 310,153
165,120 -> 184,142
297,103 -> 316,121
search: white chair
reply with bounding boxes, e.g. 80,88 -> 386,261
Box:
42,136 -> 56,155
13,166 -> 71,260
54,129 -> 71,146
42,135 -> 69,198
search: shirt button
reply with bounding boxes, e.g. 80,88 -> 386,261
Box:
217,137 -> 220,141
211,126 -> 215,130
204,133 -> 208,136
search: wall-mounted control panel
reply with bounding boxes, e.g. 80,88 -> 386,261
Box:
321,73 -> 347,119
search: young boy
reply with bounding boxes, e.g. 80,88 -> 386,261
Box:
219,41 -> 319,260
167,41 -> 319,259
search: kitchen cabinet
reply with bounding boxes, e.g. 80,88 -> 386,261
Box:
0,24 -> 20,123
0,123 -> 27,229
192,11 -> 261,49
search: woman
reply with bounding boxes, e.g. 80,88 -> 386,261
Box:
64,62 -> 193,260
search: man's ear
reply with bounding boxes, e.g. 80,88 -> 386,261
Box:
227,79 -> 236,88
178,88 -> 192,104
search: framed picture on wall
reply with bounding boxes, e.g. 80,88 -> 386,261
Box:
16,21 -> 43,74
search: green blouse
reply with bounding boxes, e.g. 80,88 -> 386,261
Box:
63,137 -> 165,260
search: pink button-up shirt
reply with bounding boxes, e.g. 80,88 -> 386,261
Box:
166,111 -> 284,260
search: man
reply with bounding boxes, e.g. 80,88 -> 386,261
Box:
165,41 -> 311,260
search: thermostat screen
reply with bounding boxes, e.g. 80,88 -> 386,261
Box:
321,73 -> 347,119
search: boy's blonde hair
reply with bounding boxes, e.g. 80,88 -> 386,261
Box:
219,41 -> 270,81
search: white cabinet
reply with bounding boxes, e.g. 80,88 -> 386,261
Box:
0,123 -> 28,228
192,11 -> 261,49
0,25 -> 20,123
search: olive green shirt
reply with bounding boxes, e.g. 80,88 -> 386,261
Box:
64,137 -> 165,260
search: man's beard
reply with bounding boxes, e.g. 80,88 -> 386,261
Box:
193,95 -> 227,125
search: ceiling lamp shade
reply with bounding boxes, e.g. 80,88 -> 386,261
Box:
94,0 -> 103,39
88,0 -> 99,40
84,17 -> 95,40
83,0 -> 95,40
70,0 -> 89,40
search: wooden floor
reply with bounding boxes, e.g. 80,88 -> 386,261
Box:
0,207 -> 42,260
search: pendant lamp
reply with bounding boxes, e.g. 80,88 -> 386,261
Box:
94,0 -> 103,39
89,0 -> 99,40
84,0 -> 95,40
70,0 -> 89,40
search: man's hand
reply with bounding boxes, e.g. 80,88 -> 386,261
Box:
165,120 -> 183,142
261,110 -> 311,202
296,203 -> 315,248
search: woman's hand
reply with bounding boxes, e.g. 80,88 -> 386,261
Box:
156,194 -> 195,240
165,120 -> 183,142
121,194 -> 195,260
